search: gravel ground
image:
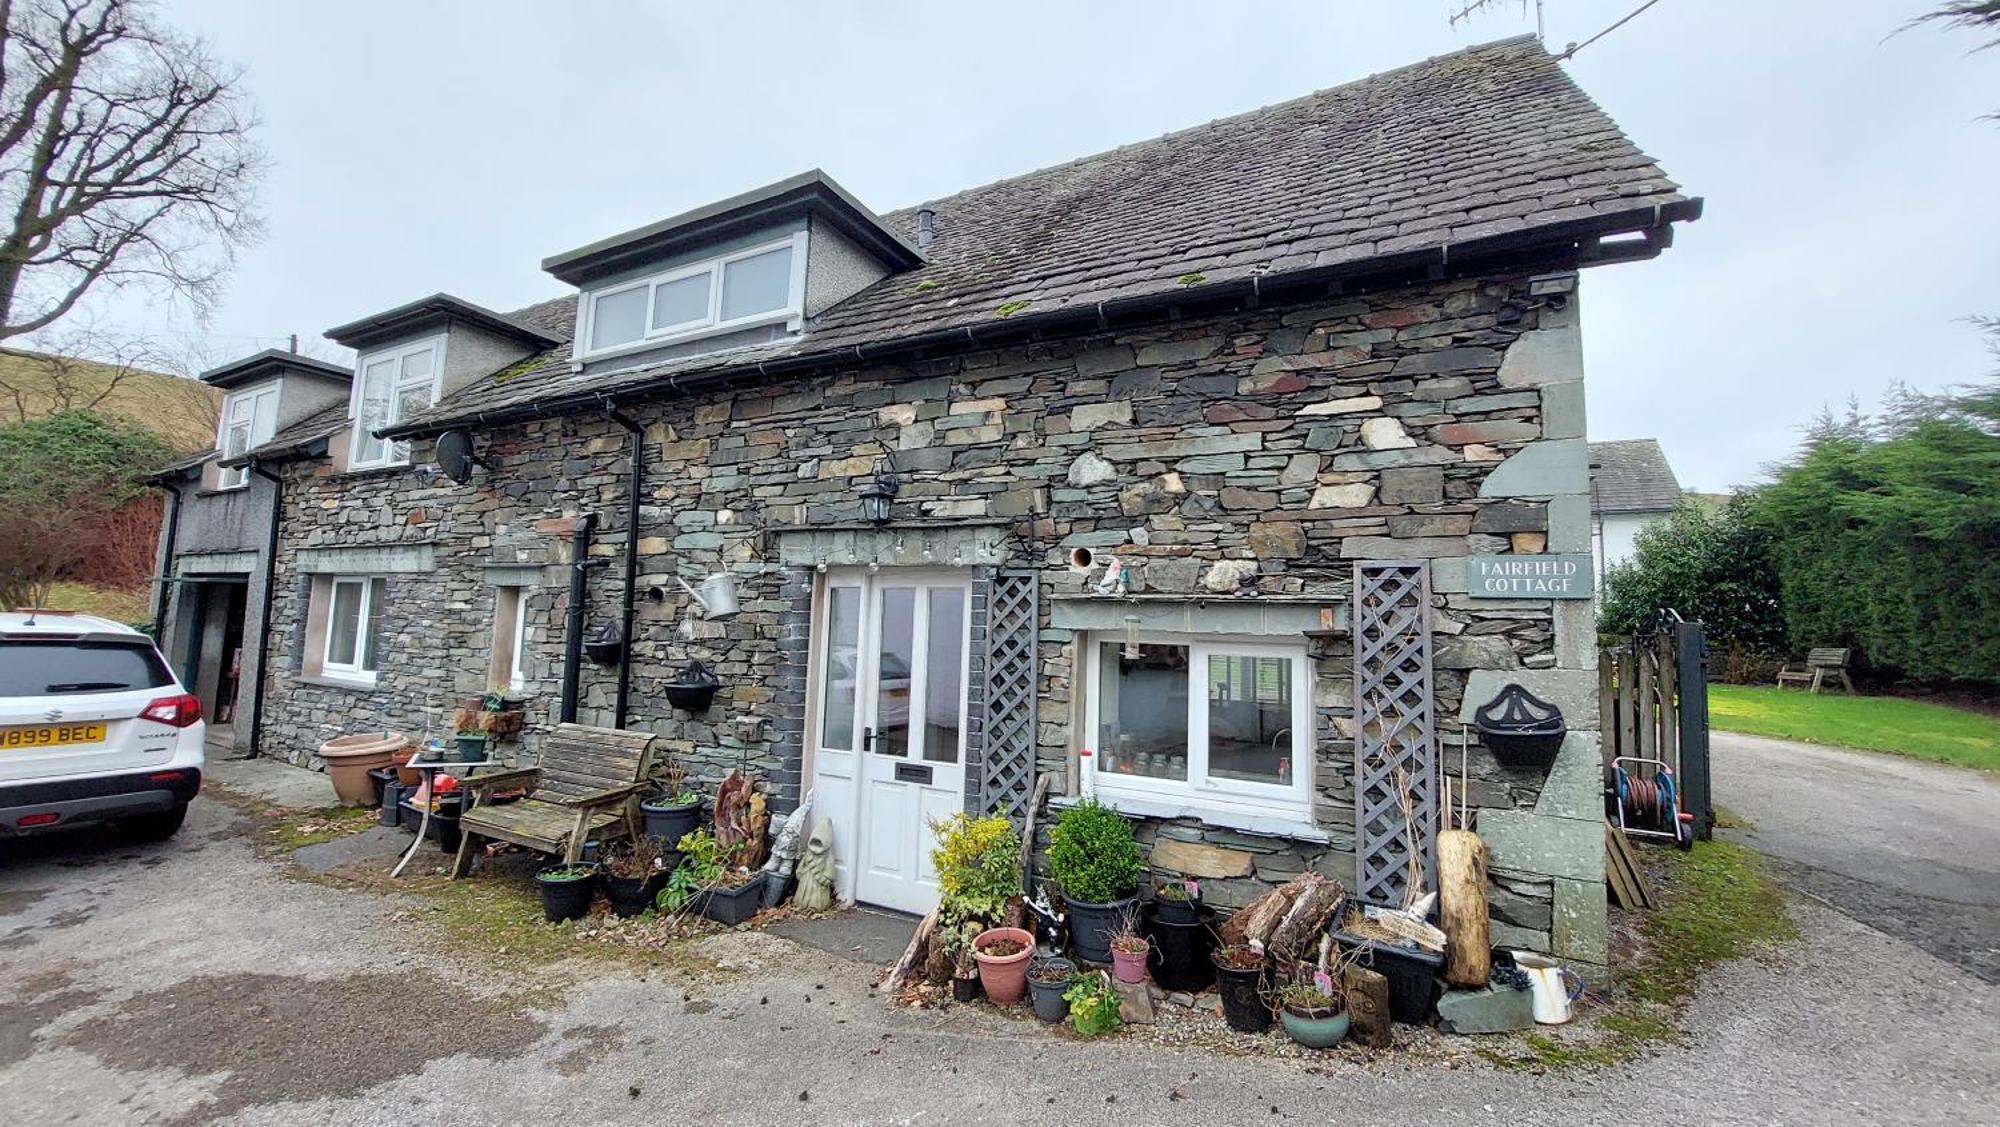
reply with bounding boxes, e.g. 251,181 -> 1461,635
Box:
2,782 -> 1995,1125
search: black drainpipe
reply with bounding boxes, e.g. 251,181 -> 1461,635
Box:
559,512 -> 601,723
605,405 -> 644,730
246,459 -> 285,759
147,480 -> 185,640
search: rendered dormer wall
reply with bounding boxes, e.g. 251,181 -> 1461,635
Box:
273,371 -> 350,432
440,322 -> 539,398
804,215 -> 891,317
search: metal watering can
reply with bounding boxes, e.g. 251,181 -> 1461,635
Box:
676,573 -> 739,620
1513,951 -> 1585,1024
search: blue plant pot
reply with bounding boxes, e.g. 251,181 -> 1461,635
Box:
1280,1007 -> 1351,1049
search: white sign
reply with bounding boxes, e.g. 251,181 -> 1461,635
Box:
1467,554 -> 1594,599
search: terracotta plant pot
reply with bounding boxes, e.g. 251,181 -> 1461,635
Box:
1110,939 -> 1150,984
318,732 -> 410,806
972,926 -> 1037,1005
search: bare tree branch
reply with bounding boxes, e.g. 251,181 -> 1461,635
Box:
0,0 -> 263,342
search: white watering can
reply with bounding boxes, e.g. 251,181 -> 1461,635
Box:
677,573 -> 740,621
1512,951 -> 1584,1025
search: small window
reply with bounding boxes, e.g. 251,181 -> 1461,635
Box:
216,383 -> 278,489
1084,634 -> 1313,823
579,234 -> 801,359
321,577 -> 387,683
490,586 -> 531,693
349,337 -> 444,468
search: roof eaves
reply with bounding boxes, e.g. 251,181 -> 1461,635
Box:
325,293 -> 564,351
199,348 -> 353,388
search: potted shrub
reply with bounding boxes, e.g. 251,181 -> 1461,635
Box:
1063,971 -> 1121,1036
929,813 -> 1023,926
1027,958 -> 1076,1023
534,862 -> 599,923
452,730 -> 489,763
660,828 -> 766,925
972,926 -> 1036,1005
1046,799 -> 1143,965
1211,943 -> 1272,1033
640,761 -> 703,843
1153,879 -> 1201,926
601,835 -> 670,918
1107,909 -> 1150,985
1277,969 -> 1350,1049
942,924 -> 981,1002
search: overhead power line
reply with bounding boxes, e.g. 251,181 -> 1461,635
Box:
1559,0 -> 1667,60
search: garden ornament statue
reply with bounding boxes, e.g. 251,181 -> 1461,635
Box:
761,789 -> 815,879
793,817 -> 836,912
1093,556 -> 1129,597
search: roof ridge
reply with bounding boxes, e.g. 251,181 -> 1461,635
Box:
887,34 -> 1550,220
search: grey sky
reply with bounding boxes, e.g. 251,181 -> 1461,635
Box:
92,1 -> 2000,492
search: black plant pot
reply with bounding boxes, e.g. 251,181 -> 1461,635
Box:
697,872 -> 767,926
1065,895 -> 1138,966
535,866 -> 600,923
583,621 -> 625,666
1473,683 -> 1567,769
640,798 -> 701,845
1153,894 -> 1201,927
760,871 -> 794,909
1213,955 -> 1272,1033
664,659 -> 723,712
1334,932 -> 1443,1025
604,871 -> 667,918
1028,958 -> 1076,1023
952,975 -> 981,1003
1149,914 -> 1218,993
377,780 -> 406,827
366,766 -> 395,809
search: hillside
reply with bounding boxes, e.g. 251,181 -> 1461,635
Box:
0,346 -> 222,452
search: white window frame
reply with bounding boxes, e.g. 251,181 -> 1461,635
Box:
215,381 -> 279,490
507,587 -> 529,692
347,334 -> 447,469
321,576 -> 385,686
574,231 -> 807,362
1082,632 -> 1315,824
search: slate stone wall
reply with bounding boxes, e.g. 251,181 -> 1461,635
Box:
257,268 -> 1604,966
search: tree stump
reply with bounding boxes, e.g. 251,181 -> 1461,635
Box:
1438,828 -> 1491,988
1344,965 -> 1392,1049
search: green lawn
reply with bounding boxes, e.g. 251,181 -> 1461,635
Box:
41,582 -> 151,626
1709,684 -> 2000,772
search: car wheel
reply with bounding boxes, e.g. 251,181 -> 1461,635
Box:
123,805 -> 188,842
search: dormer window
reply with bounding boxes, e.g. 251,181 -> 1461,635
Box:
578,233 -> 804,360
349,335 -> 445,469
216,382 -> 277,490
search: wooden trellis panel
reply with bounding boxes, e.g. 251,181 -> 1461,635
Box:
1352,560 -> 1439,907
978,569 -> 1039,823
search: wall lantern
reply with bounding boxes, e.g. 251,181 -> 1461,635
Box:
858,464 -> 900,526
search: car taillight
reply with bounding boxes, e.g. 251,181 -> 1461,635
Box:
140,693 -> 202,728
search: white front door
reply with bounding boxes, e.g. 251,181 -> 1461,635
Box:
810,570 -> 971,915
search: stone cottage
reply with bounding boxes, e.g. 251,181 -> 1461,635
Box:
195,36 -> 1698,971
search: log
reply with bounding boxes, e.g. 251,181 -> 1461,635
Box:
1221,874 -> 1308,947
1343,965 -> 1393,1049
882,905 -> 940,997
1268,874 -> 1343,967
1438,828 -> 1491,988
1019,775 -> 1050,895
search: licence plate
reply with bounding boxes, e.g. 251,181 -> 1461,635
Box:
1,722 -> 107,749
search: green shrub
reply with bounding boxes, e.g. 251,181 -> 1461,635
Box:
1064,972 -> 1121,1035
656,828 -> 726,912
1046,798 -> 1143,904
928,812 -> 1021,923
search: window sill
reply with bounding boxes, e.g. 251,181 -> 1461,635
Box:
299,672 -> 380,692
335,463 -> 413,480
575,309 -> 798,367
1056,790 -> 1327,843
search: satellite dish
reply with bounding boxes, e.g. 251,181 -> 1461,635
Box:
435,429 -> 487,485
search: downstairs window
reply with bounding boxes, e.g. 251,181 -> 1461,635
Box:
1083,634 -> 1314,823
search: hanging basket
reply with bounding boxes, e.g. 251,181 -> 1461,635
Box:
1472,683 -> 1567,768
664,660 -> 722,712
583,621 -> 625,666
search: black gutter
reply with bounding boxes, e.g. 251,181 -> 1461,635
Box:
605,405 -> 644,730
246,458 -> 285,760
147,480 -> 184,640
381,198 -> 1705,442
558,513 -> 602,724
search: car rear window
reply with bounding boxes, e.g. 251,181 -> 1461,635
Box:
0,640 -> 174,696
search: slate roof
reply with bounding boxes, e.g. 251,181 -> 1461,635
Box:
388,35 -> 1696,437
1590,439 -> 1683,514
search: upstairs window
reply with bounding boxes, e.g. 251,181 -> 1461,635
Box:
216,382 -> 278,489
350,336 -> 444,469
580,234 -> 803,359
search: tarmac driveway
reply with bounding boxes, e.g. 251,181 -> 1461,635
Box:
2,773 -> 1996,1125
1711,730 -> 2000,984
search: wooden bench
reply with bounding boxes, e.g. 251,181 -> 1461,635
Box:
450,723 -> 657,877
1775,648 -> 1855,695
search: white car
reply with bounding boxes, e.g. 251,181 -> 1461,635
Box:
0,611 -> 204,840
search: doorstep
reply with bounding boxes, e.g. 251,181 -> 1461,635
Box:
766,905 -> 920,966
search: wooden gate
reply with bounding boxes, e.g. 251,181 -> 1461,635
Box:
1599,612 -> 1712,841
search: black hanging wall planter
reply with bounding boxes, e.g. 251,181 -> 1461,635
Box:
664,659 -> 722,712
583,621 -> 626,666
1473,683 -> 1567,769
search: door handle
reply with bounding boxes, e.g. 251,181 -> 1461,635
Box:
861,726 -> 876,752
